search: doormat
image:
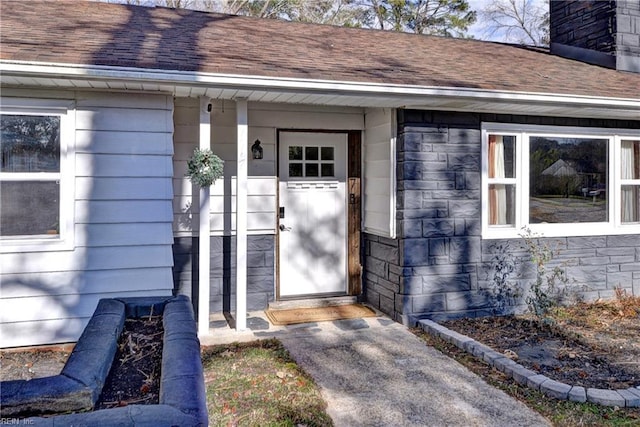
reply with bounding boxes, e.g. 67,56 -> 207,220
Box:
265,304 -> 376,326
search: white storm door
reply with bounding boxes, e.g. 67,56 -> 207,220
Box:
278,132 -> 348,297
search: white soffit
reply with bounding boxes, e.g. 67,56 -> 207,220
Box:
1,60 -> 639,120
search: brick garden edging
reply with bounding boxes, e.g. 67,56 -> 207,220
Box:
1,296 -> 207,426
418,319 -> 640,408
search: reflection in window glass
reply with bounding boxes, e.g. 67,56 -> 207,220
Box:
529,137 -> 608,224
321,147 -> 334,161
321,163 -> 334,177
306,163 -> 319,177
289,163 -> 303,177
0,181 -> 60,236
289,146 -> 303,161
305,146 -> 318,161
1,115 -> 60,172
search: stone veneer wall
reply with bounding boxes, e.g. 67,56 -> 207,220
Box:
550,1 -> 616,54
172,235 -> 275,315
550,0 -> 640,72
364,109 -> 640,325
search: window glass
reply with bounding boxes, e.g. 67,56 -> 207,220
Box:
321,146 -> 334,161
0,181 -> 60,236
529,137 -> 608,224
289,146 -> 303,161
488,184 -> 515,226
1,115 -> 60,172
621,140 -> 640,180
305,163 -> 319,177
621,185 -> 640,223
1,113 -> 63,239
488,135 -> 515,179
289,163 -> 303,177
305,146 -> 318,161
321,163 -> 334,177
621,140 -> 640,224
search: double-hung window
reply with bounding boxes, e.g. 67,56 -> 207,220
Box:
0,98 -> 75,251
482,124 -> 640,238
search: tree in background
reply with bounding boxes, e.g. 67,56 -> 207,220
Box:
226,0 -> 370,25
102,0 -> 476,36
480,0 -> 549,46
361,0 -> 476,36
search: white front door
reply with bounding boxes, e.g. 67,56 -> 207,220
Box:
278,132 -> 348,297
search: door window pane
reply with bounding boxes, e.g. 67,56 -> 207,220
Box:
321,163 -> 334,177
305,146 -> 318,161
321,147 -> 334,161
1,181 -> 60,236
1,115 -> 60,172
305,163 -> 319,177
289,146 -> 303,161
289,163 -> 303,177
529,137 -> 608,224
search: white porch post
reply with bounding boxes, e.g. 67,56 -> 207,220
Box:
235,98 -> 248,331
197,97 -> 211,337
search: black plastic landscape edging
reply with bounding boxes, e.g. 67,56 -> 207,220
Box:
0,295 -> 207,426
418,319 -> 640,408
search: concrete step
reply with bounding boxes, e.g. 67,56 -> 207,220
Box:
268,295 -> 358,310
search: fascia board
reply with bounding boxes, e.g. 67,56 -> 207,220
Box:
1,60 -> 639,112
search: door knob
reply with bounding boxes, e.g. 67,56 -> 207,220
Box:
279,224 -> 292,232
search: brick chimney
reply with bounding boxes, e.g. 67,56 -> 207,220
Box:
550,0 -> 639,73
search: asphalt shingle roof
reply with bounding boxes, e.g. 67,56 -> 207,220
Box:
1,0 -> 639,100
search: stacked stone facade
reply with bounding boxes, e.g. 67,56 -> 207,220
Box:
364,109 -> 640,325
550,1 -> 616,54
172,235 -> 275,315
550,0 -> 640,72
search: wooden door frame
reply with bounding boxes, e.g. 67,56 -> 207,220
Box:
275,129 -> 362,299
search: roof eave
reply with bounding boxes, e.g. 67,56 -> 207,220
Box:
1,60 -> 639,120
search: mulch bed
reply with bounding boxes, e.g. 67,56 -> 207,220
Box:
443,315 -> 640,390
95,316 -> 164,409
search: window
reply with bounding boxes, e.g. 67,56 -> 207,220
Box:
621,139 -> 640,223
482,124 -> 640,238
288,145 -> 335,178
0,99 -> 74,250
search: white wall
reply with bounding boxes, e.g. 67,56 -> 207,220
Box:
363,108 -> 396,238
172,100 -> 366,236
0,89 -> 175,347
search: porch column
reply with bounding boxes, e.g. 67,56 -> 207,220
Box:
197,97 -> 211,337
235,98 -> 248,331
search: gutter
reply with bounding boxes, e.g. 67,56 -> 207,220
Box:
1,60 -> 639,111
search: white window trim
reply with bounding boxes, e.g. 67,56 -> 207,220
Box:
0,98 -> 76,252
482,123 -> 640,239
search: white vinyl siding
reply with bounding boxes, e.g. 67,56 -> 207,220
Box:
363,108 -> 396,238
172,99 -> 365,236
0,90 -> 175,348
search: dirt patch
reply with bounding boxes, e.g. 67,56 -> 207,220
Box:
95,316 -> 164,409
0,344 -> 73,381
1,317 -> 164,416
443,300 -> 640,390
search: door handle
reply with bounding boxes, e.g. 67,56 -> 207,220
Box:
279,224 -> 292,232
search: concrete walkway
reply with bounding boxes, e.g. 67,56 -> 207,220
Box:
200,311 -> 551,427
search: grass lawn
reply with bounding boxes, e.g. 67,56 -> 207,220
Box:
201,339 -> 333,427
